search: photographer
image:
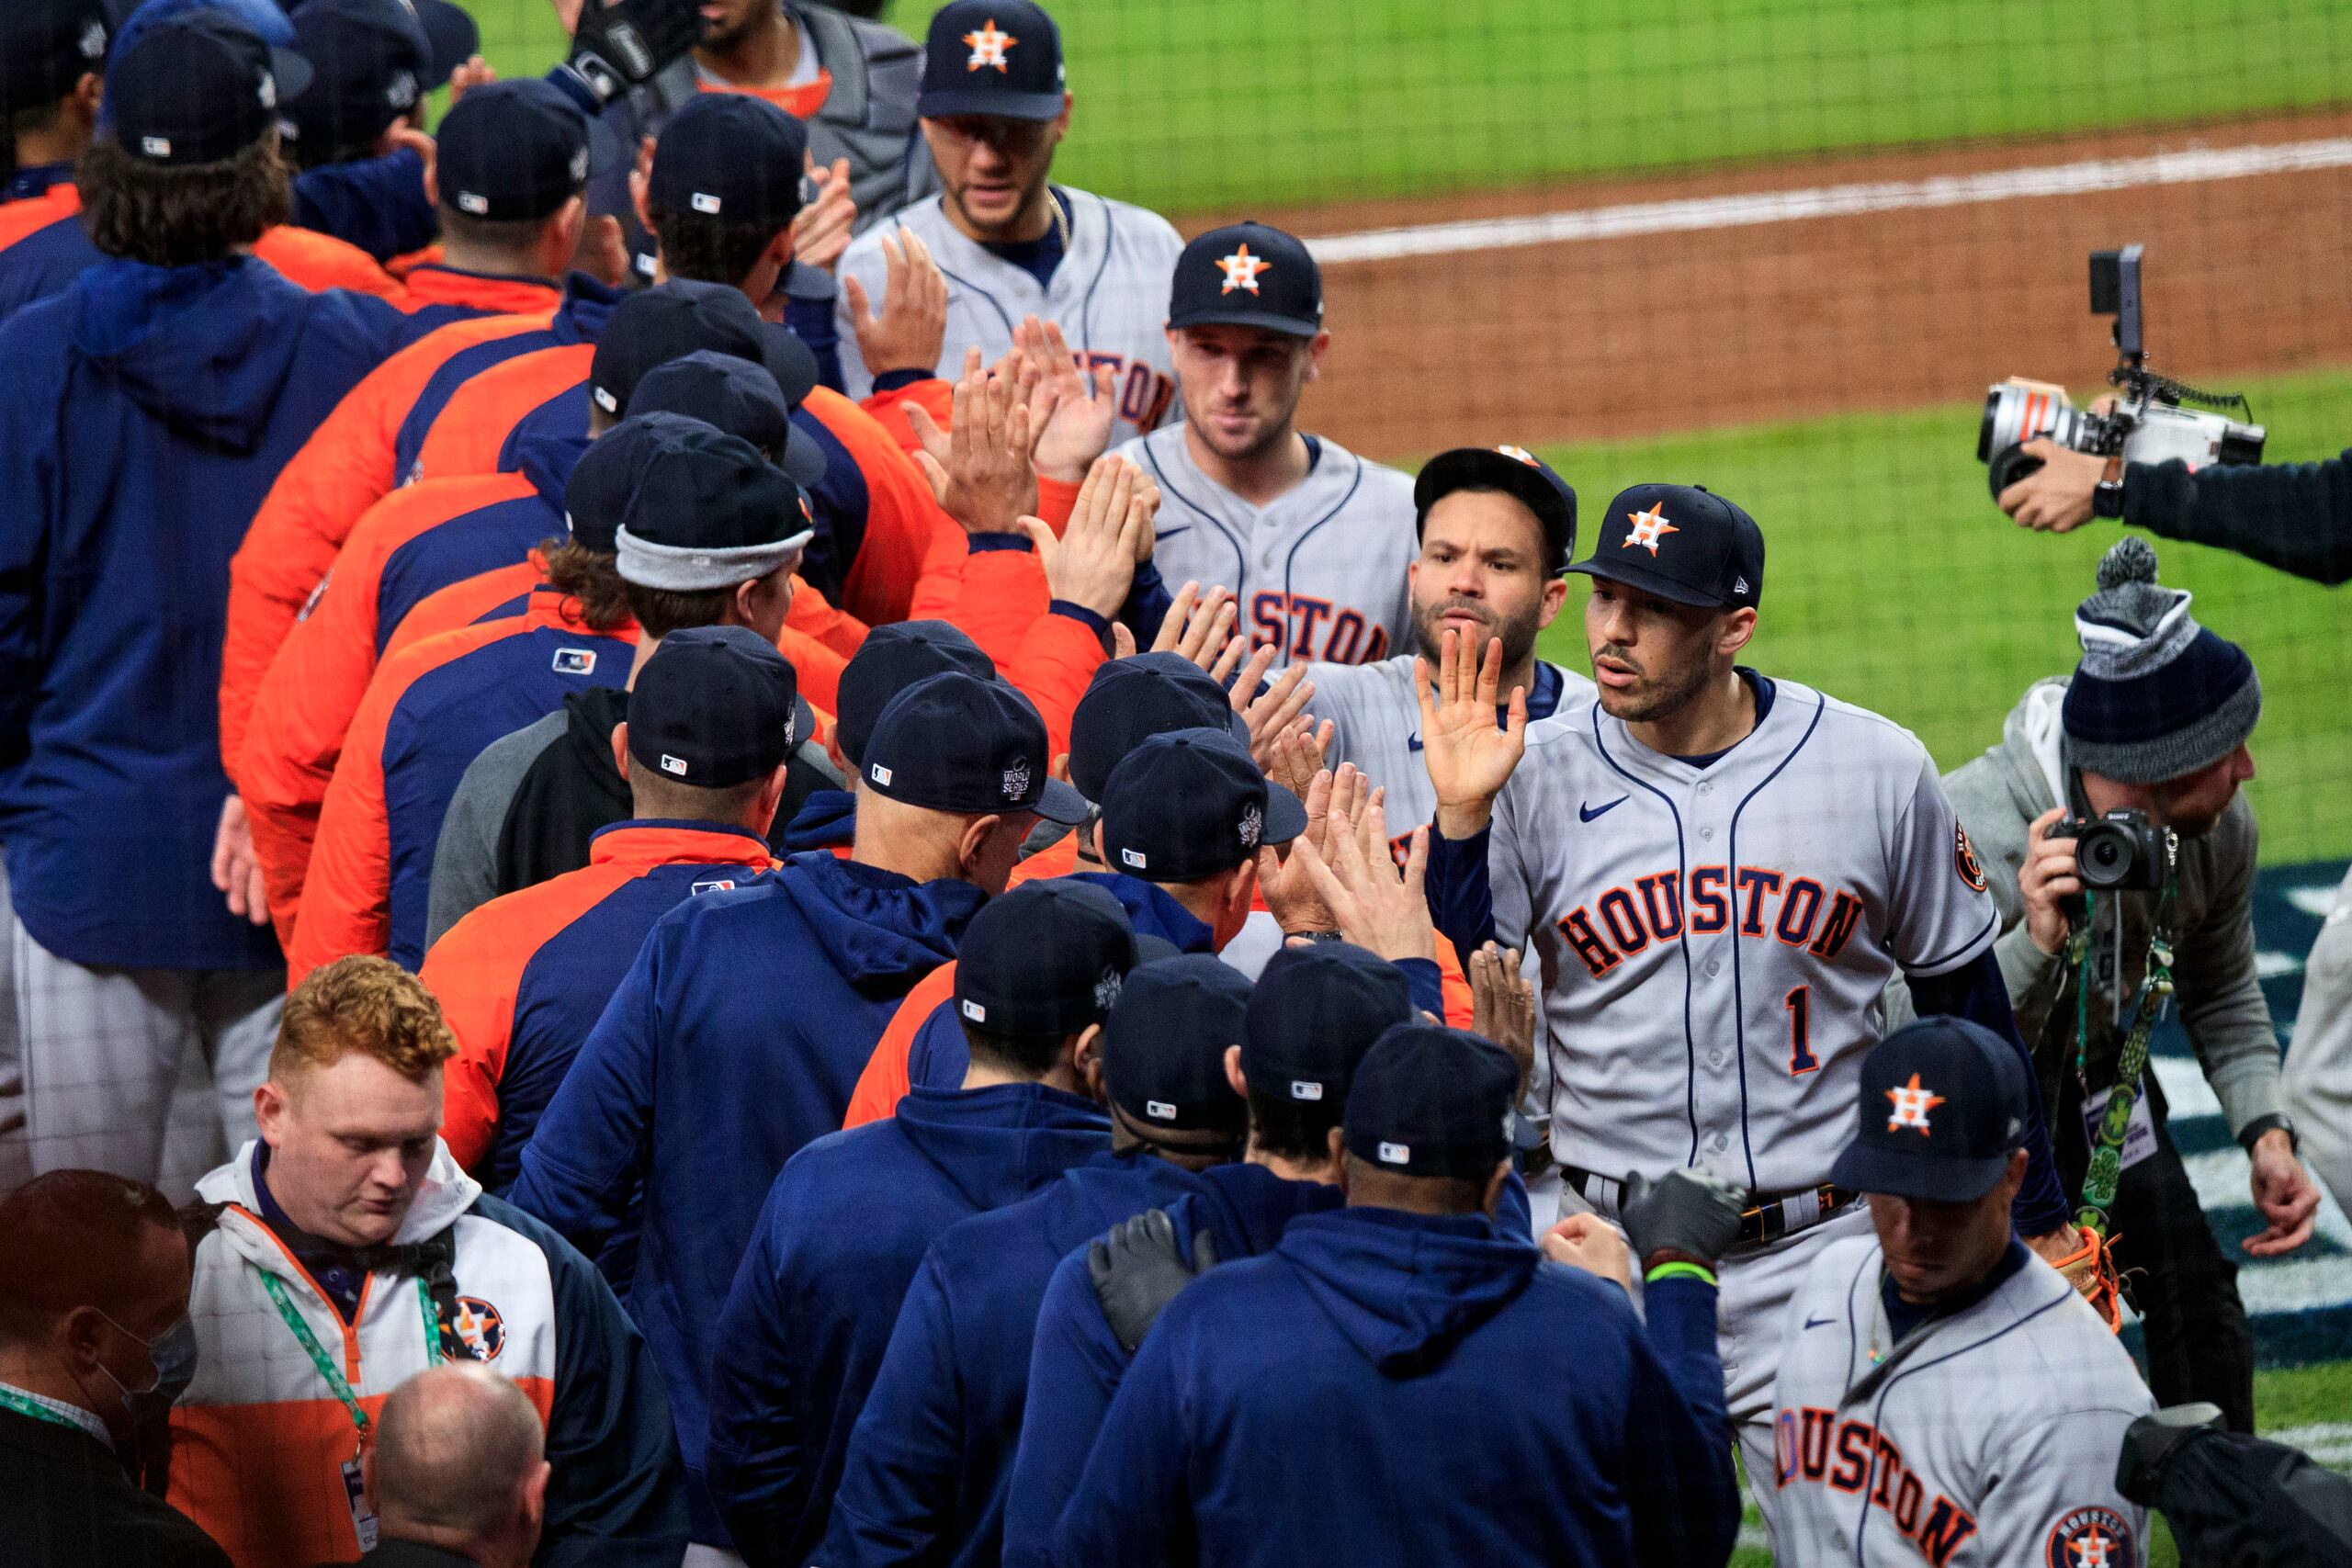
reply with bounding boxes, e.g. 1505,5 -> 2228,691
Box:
1907,537 -> 2322,1432
1998,431 -> 2352,588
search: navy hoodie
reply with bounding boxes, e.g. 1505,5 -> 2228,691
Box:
508,851 -> 987,1545
1000,1163 -> 1345,1568
817,1148 -> 1224,1568
1052,1206 -> 1740,1568
0,257 -> 404,968
707,1082 -> 1109,1561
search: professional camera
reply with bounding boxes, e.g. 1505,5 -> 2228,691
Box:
2057,808 -> 2170,893
1979,245 -> 2266,499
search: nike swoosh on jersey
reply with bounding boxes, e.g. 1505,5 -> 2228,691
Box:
1803,1315 -> 1835,1330
1578,796 -> 1629,822
1153,525 -> 1193,541
1407,734 -> 1423,752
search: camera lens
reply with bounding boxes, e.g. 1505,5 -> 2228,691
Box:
2078,826 -> 2132,889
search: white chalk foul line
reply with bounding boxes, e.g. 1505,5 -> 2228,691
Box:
1307,138 -> 2352,265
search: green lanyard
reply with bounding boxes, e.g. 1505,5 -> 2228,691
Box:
0,1382 -> 100,1438
258,1270 -> 442,1446
2067,838 -> 2179,1238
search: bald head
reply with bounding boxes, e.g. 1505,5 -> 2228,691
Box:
374,1364 -> 547,1556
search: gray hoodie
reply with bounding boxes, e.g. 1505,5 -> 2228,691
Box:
1897,676 -> 2281,1139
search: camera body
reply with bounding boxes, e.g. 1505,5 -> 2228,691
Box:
1979,244 -> 2264,499
2058,809 -> 2169,893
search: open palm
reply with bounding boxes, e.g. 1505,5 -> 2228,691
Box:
1415,630 -> 1527,837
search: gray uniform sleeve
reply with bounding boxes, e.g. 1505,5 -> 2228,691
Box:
1886,752 -> 2002,977
424,718 -> 556,951
1975,1406 -> 2152,1568
2282,866 -> 2352,1215
1936,753 -> 2067,1031
2172,808 -> 2283,1140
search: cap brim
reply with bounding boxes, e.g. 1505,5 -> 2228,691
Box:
778,422 -> 829,489
1032,776 -> 1091,827
790,692 -> 819,750
1261,781 -> 1309,846
270,46 -> 315,105
1132,934 -> 1182,964
1827,1139 -> 2010,1203
761,324 -> 820,410
413,0 -> 481,84
1564,555 -> 1727,609
917,88 -> 1067,121
1168,306 -> 1322,339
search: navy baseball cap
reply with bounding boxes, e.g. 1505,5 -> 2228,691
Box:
1167,222 -> 1322,340
614,423 -> 816,592
863,671 -> 1090,825
562,411 -> 702,553
1067,652 -> 1249,801
625,351 -> 828,489
401,0 -> 480,84
956,879 -> 1142,1038
107,11 -> 311,165
279,0 -> 427,161
437,77 -> 591,222
1099,728 -> 1306,883
1,1 -> 109,119
1829,1017 -> 2031,1203
1416,446 -> 1579,578
1345,1022 -> 1519,1181
589,279 -> 820,422
918,0 -> 1066,121
835,622 -> 996,769
627,625 -> 812,789
649,92 -> 808,231
1243,942 -> 1413,1109
1102,954 -> 1251,1134
1567,482 -> 1764,610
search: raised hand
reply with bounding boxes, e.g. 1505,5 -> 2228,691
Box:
792,154 -> 857,275
842,228 -> 947,378
1017,316 -> 1119,484
1416,629 -> 1526,840
1149,583 -> 1237,671
1288,795 -> 1437,964
906,348 -> 1036,535
1024,456 -> 1148,621
1469,942 -> 1534,1091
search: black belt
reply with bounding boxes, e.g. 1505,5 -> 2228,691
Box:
1561,1166 -> 1860,1247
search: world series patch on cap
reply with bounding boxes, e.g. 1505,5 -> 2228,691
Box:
862,671 -> 1089,825
956,880 -> 1142,1038
1,0 -> 109,120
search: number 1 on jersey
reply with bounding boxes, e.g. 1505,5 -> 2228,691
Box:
1785,985 -> 1817,1075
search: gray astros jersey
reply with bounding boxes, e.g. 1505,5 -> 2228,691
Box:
1312,654 -> 1593,835
1772,1235 -> 2152,1567
1489,679 -> 1998,1195
834,188 -> 1184,446
1118,423 -> 1419,668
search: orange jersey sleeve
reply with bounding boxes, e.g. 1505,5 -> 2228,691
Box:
410,345 -> 593,481
242,476 -> 532,943
842,962 -> 958,1131
288,664 -> 401,987
252,225 -> 405,299
858,377 -> 953,459
808,388 -> 965,628
1001,606 -> 1106,764
783,577 -> 869,661
0,182 -> 80,252
221,311 -> 552,784
1434,937 -> 1476,1029
775,625 -> 848,722
384,559 -> 542,660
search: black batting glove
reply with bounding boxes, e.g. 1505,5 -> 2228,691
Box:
561,0 -> 701,107
1621,1167 -> 1747,1273
1087,1208 -> 1219,1353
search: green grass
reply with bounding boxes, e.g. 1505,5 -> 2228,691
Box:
459,0 -> 2352,212
1729,1360 -> 2352,1563
1520,364 -> 2352,867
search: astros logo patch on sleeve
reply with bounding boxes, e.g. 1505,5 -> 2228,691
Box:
1955,825 -> 1988,891
964,20 -> 1015,70
2045,1506 -> 2132,1567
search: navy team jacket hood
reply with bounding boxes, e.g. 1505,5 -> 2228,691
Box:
894,1083 -> 1113,1210
1283,1207 -> 1537,1378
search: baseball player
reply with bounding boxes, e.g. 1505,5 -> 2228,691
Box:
1417,481 -> 2077,1533
1773,1016 -> 2153,1567
832,0 -> 1183,446
1309,444 -> 1594,832
1116,221 -> 1419,669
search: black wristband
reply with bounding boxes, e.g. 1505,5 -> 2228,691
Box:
2092,456 -> 2128,520
2236,1112 -> 2298,1155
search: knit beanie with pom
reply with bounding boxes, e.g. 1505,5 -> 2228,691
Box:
2062,537 -> 2260,784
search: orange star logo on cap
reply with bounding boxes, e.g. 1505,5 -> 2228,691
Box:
963,19 -> 1016,71
1884,1073 -> 1946,1134
1621,503 -> 1679,556
1216,243 -> 1271,294
1495,445 -> 1540,466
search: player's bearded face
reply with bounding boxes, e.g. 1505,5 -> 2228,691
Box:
1410,497 -> 1551,671
1585,582 -> 1723,723
1869,1182 -> 2016,1304
1172,325 -> 1314,462
695,0 -> 770,53
929,115 -> 1063,241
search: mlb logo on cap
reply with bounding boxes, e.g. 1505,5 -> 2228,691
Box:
961,998 -> 987,1022
1147,1100 -> 1178,1122
1377,1141 -> 1410,1165
660,754 -> 689,777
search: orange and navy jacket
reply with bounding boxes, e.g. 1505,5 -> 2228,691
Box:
240,444 -> 576,942
288,588 -> 635,985
220,273 -> 614,784
422,821 -> 780,1191
175,1143 -> 687,1568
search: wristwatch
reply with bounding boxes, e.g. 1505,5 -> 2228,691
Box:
2237,1112 -> 2299,1155
2092,455 -> 2127,519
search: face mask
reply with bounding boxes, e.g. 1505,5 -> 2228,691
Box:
91,1311 -> 198,1428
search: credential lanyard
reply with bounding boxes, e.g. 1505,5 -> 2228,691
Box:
258,1269 -> 441,1447
0,1383 -> 96,1437
2068,831 -> 2179,1239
